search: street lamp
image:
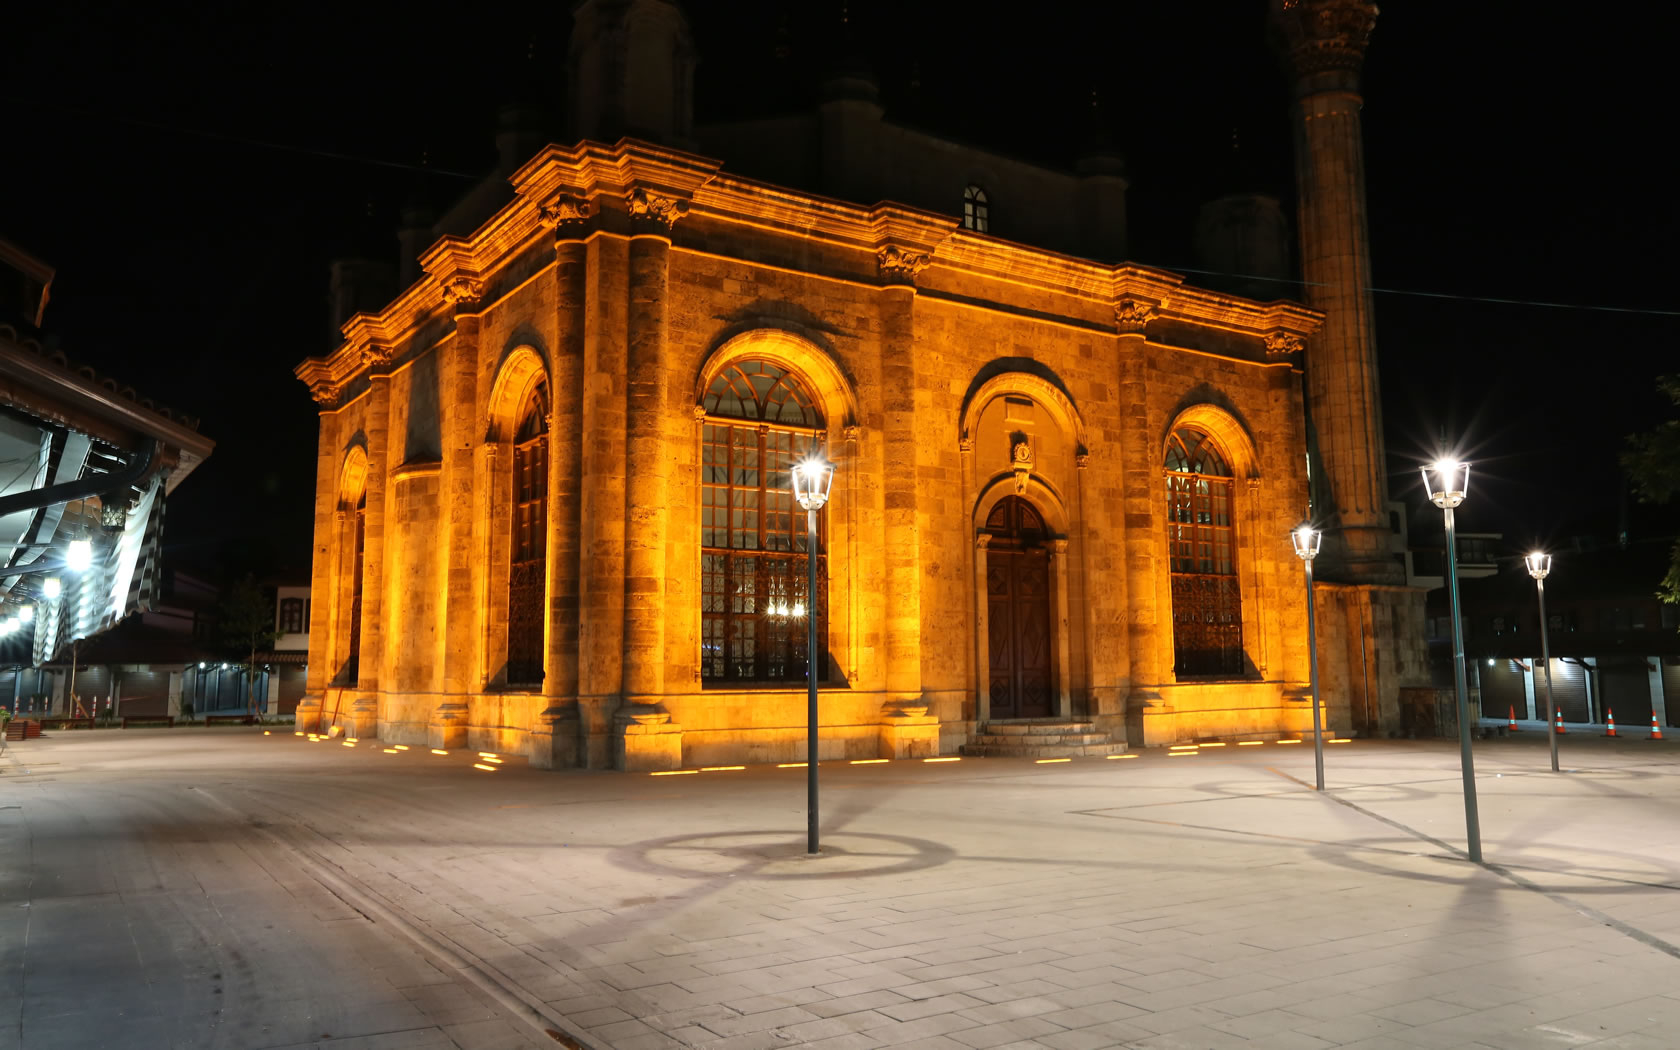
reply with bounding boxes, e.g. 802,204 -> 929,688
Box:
791,455 -> 835,856
1526,551 -> 1559,773
66,539 -> 93,573
1291,525 -> 1326,791
1422,459 -> 1482,863
42,577 -> 62,600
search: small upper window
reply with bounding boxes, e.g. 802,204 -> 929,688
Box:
962,185 -> 989,233
278,597 -> 304,634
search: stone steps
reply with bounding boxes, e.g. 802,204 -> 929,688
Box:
960,721 -> 1127,758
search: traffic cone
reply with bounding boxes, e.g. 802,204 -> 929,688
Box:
1508,706 -> 1519,731
1604,709 -> 1617,737
1555,708 -> 1566,734
1653,714 -> 1665,741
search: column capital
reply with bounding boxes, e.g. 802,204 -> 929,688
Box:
626,187 -> 690,233
538,192 -> 595,240
1270,0 -> 1378,90
877,245 -> 931,287
441,275 -> 485,307
1114,298 -> 1158,333
975,533 -> 993,551
1264,330 -> 1305,356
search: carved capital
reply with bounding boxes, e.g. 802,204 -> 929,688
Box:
843,424 -> 860,444
1049,538 -> 1069,558
1114,299 -> 1157,333
538,192 -> 594,234
309,379 -> 341,406
360,344 -> 394,370
1271,0 -> 1378,82
975,533 -> 993,551
1075,451 -> 1090,470
1264,330 -> 1304,356
626,187 -> 690,231
441,276 -> 485,306
958,434 -> 974,454
877,245 -> 931,286
692,403 -> 708,423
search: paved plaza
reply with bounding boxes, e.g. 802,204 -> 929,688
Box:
5,729 -> 1680,1050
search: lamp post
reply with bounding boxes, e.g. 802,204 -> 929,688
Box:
791,455 -> 834,856
1423,459 -> 1482,863
1526,551 -> 1558,773
1291,525 -> 1326,791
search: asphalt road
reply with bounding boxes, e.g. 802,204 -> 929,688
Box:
5,728 -> 1680,1049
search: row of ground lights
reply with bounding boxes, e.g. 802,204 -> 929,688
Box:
646,739 -> 1350,775
268,728 -> 508,772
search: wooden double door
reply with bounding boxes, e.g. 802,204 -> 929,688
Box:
985,497 -> 1053,719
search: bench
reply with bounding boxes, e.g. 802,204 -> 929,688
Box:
39,717 -> 96,731
4,720 -> 41,740
204,715 -> 257,726
120,715 -> 175,728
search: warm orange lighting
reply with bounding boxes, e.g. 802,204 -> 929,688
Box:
850,759 -> 888,765
393,745 -> 410,751
431,749 -> 448,755
1329,738 -> 1352,744
701,765 -> 745,771
1169,744 -> 1199,751
341,741 -> 356,748
1277,740 -> 1303,745
472,763 -> 498,772
1035,757 -> 1072,764
1200,742 -> 1227,748
482,757 -> 504,764
263,731 -> 272,736
1167,751 -> 1196,757
650,769 -> 699,776
382,748 -> 399,753
327,726 -> 341,738
776,762 -> 808,768
1237,740 -> 1263,746
346,737 -> 359,743
1107,753 -> 1138,759
923,757 -> 961,763
294,731 -> 304,736
478,752 -> 498,758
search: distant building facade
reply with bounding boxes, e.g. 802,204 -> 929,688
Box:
295,0 -> 1426,768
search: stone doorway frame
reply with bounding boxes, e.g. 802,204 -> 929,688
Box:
972,480 -> 1074,725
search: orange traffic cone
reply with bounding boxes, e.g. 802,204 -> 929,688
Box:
1653,714 -> 1666,741
1604,709 -> 1618,737
1508,706 -> 1519,731
1555,708 -> 1566,734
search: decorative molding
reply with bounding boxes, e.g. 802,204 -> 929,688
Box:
975,533 -> 992,551
958,434 -> 974,454
1271,0 -> 1379,80
360,344 -> 394,369
1075,451 -> 1090,470
1114,299 -> 1158,333
1264,330 -> 1304,355
877,245 -> 931,286
538,192 -> 594,232
309,379 -> 341,407
843,424 -> 860,444
626,187 -> 690,231
441,276 -> 485,306
692,403 -> 708,423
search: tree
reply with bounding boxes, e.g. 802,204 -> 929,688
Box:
220,574 -> 280,718
1623,376 -> 1680,607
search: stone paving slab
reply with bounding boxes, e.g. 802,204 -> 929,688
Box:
6,730 -> 1680,1048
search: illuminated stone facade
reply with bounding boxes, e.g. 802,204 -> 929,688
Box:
295,138 -> 1342,768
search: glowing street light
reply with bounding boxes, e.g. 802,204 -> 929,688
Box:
1290,524 -> 1326,791
66,539 -> 93,573
19,605 -> 32,623
42,577 -> 62,600
1423,458 -> 1482,863
1526,551 -> 1559,773
790,455 -> 835,855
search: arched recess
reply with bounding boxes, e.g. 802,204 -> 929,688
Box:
693,329 -> 858,430
959,370 -> 1086,453
483,345 -> 552,688
332,446 -> 370,688
1161,402 -> 1260,480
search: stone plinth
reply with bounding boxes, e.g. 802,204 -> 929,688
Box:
528,703 -> 582,769
878,698 -> 940,758
294,694 -> 324,734
615,710 -> 683,772
428,702 -> 469,751
345,695 -> 379,738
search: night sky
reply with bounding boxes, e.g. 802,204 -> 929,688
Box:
8,1 -> 1675,582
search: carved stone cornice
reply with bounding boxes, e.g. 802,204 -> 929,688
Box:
1270,0 -> 1379,82
1264,331 -> 1304,356
441,276 -> 485,307
308,379 -> 341,407
877,245 -> 931,286
626,187 -> 690,232
360,344 -> 394,370
538,192 -> 595,234
1114,299 -> 1158,333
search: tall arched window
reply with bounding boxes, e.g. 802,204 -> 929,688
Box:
1166,428 -> 1243,676
700,360 -> 826,684
962,185 -> 989,233
346,490 -> 366,685
507,383 -> 548,686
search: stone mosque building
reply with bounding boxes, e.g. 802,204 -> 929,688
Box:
295,0 -> 1427,769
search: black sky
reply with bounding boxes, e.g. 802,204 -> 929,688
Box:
7,1 -> 1675,579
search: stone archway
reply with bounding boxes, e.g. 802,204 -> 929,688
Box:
982,495 -> 1054,719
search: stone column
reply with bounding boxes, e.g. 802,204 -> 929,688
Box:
432,282 -> 486,750
1271,0 -> 1397,583
1049,538 -> 1073,719
1115,300 -> 1166,730
532,198 -> 591,769
297,386 -> 340,733
878,250 -> 925,711
350,372 -> 391,738
973,533 -> 992,725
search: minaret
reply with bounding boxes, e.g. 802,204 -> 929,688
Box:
1271,0 -> 1399,584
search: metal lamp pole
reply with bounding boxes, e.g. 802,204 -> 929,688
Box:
1424,460 -> 1482,863
1526,552 -> 1558,772
1292,525 -> 1326,791
791,456 -> 834,856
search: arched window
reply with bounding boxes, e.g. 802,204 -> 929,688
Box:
346,490 -> 367,685
700,360 -> 826,684
507,382 -> 549,686
962,185 -> 989,233
1166,428 -> 1243,676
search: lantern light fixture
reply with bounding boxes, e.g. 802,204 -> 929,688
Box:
1290,524 -> 1322,562
1525,551 -> 1552,580
19,605 -> 33,623
1422,459 -> 1470,509
790,457 -> 835,512
42,577 -> 62,599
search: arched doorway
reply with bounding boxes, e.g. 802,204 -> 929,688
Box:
984,496 -> 1053,718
